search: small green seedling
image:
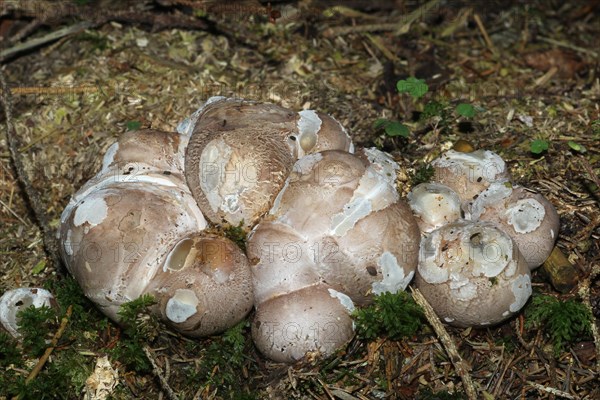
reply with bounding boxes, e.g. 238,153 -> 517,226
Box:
374,119 -> 410,138
455,103 -> 476,118
396,77 -> 429,99
126,120 -> 142,131
568,140 -> 586,153
530,139 -> 549,155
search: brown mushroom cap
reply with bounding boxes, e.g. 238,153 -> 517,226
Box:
251,283 -> 355,363
469,182 -> 560,269
184,98 -> 353,231
100,129 -> 187,178
415,220 -> 531,327
145,234 -> 254,337
431,149 -> 511,203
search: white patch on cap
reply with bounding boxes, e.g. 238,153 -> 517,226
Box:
506,198 -> 545,234
509,274 -> 532,312
418,230 -> 450,284
330,153 -> 398,237
444,317 -> 455,323
101,142 -> 119,172
73,196 -> 108,227
449,274 -> 478,301
165,289 -> 199,323
469,226 -> 513,278
297,110 -> 321,156
371,252 -> 413,294
199,138 -> 233,214
328,288 -> 355,313
65,229 -> 74,256
469,181 -> 513,220
432,149 -> 506,183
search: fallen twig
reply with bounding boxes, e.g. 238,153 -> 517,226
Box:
143,345 -> 179,400
526,380 -> 580,400
411,288 -> 477,400
12,305 -> 73,400
0,22 -> 93,62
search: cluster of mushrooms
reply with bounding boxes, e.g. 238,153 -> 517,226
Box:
0,97 -> 560,364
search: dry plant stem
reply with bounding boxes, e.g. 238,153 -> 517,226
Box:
143,346 -> 179,400
11,305 -> 73,400
0,68 -> 62,271
322,0 -> 441,37
411,288 -> 477,400
0,22 -> 93,61
473,13 -> 497,54
526,380 -> 579,400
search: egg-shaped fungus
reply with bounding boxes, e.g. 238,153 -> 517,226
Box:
468,182 -> 560,269
415,220 -> 532,327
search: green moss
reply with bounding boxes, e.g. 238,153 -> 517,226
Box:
353,291 -> 424,340
410,164 -> 435,186
17,305 -> 58,357
110,294 -> 158,372
525,294 -> 592,355
224,221 -> 248,252
0,331 -> 21,367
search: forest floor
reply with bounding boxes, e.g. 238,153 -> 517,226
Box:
1,1 -> 599,399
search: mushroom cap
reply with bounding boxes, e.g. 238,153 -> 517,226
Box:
469,182 -> 560,269
145,234 -> 254,337
59,183 -> 207,321
415,220 -> 531,327
251,283 -> 355,363
184,98 -> 353,231
247,220 -> 319,305
100,129 -> 187,178
0,288 -> 56,337
431,149 -> 511,203
407,182 -> 462,233
249,149 -> 420,307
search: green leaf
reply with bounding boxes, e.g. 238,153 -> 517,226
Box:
530,139 -> 549,154
384,121 -> 410,137
396,77 -> 428,99
455,103 -> 476,118
568,140 -> 586,153
32,259 -> 46,274
373,118 -> 389,129
126,120 -> 141,131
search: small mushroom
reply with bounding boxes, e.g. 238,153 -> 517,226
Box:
0,288 -> 56,337
144,234 -> 254,337
431,149 -> 511,203
184,97 -> 353,231
251,283 -> 355,363
468,182 -> 560,269
407,182 -> 462,233
415,220 -> 532,327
